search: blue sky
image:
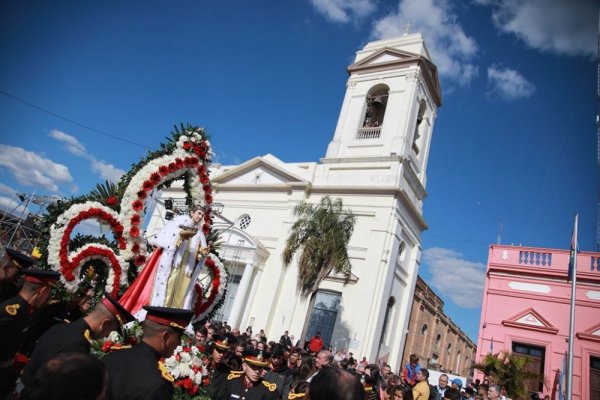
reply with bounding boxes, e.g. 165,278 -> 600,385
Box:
0,0 -> 597,343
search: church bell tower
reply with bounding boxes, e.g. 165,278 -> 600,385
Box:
324,33 -> 442,188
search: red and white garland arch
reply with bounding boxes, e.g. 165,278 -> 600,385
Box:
46,129 -> 226,319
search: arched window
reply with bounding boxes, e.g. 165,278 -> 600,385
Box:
435,334 -> 441,350
421,324 -> 428,335
447,343 -> 452,355
358,85 -> 389,139
412,99 -> 426,154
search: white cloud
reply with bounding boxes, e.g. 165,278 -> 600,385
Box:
49,129 -> 86,156
371,0 -> 479,84
50,129 -> 125,183
422,247 -> 486,308
309,0 -> 377,23
485,0 -> 597,58
487,65 -> 535,100
0,182 -> 17,196
0,195 -> 28,216
0,145 -> 74,193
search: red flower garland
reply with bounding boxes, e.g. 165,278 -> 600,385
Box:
58,208 -> 124,297
198,257 -> 220,314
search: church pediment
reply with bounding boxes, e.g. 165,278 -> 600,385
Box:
348,47 -> 442,107
576,322 -> 600,342
212,155 -> 309,186
348,48 -> 420,71
501,308 -> 558,334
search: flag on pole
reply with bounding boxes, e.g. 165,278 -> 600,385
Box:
568,214 -> 578,282
559,352 -> 566,400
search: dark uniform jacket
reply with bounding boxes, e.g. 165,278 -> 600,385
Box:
219,372 -> 280,400
102,341 -> 174,400
0,295 -> 33,362
21,317 -> 92,386
0,280 -> 19,303
0,295 -> 33,398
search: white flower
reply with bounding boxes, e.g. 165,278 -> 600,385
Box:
180,352 -> 191,363
107,331 -> 121,342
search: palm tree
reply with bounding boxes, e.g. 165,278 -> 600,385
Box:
282,196 -> 356,300
472,351 -> 544,399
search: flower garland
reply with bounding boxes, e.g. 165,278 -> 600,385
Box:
43,127 -> 227,314
47,201 -> 127,297
163,344 -> 210,397
119,130 -> 213,269
191,254 -> 228,323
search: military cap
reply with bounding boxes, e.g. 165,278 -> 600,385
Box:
3,248 -> 36,270
142,305 -> 193,331
213,333 -> 237,351
21,268 -> 61,285
101,292 -> 135,326
243,347 -> 270,367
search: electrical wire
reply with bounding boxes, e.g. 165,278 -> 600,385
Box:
0,89 -> 152,149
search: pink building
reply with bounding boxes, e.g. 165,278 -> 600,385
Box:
476,245 -> 600,399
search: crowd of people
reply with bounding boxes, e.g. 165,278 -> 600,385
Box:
1,247 -> 541,400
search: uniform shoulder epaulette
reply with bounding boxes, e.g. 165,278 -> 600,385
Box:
158,361 -> 174,383
83,329 -> 93,344
227,370 -> 243,380
4,303 -> 20,316
262,380 -> 277,392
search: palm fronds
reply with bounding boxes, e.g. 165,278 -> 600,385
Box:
282,196 -> 355,300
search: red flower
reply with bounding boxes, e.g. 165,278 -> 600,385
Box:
183,378 -> 193,390
184,157 -> 193,167
190,157 -> 199,166
203,213 -> 211,222
132,200 -> 143,212
198,165 -> 206,175
205,257 -> 215,268
114,224 -> 124,235
200,175 -> 209,185
142,180 -> 153,192
175,158 -> 184,168
183,141 -> 192,151
137,190 -> 147,200
131,214 -> 141,225
204,194 -> 213,204
197,344 -> 206,353
118,240 -> 126,250
150,172 -> 161,183
106,196 -> 118,206
202,224 -> 210,235
203,185 -> 212,194
130,226 -> 140,238
131,243 -> 140,253
134,255 -> 146,266
102,341 -> 113,353
158,165 -> 169,176
168,162 -> 177,173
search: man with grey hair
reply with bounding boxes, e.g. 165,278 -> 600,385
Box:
487,384 -> 501,400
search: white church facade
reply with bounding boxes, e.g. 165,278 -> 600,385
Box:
146,33 -> 442,370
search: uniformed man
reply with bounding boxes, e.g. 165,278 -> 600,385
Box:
207,333 -> 239,399
102,306 -> 194,400
219,348 -> 280,400
0,268 -> 60,398
0,248 -> 36,302
21,291 -> 134,386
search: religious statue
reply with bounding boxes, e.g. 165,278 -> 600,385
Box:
120,206 -> 209,316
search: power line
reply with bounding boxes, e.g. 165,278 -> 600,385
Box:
0,89 -> 152,149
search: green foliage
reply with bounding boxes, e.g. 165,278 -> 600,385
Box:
282,196 -> 356,300
472,351 -> 544,398
89,180 -> 123,212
